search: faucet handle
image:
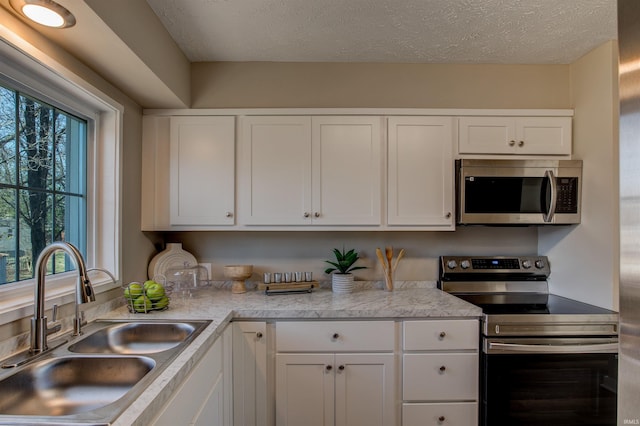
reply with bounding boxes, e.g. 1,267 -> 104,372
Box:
51,304 -> 58,322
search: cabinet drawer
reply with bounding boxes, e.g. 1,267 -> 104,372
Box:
404,320 -> 478,351
403,353 -> 478,401
276,321 -> 395,352
403,402 -> 477,426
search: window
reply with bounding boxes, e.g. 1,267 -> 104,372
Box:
0,30 -> 122,322
0,84 -> 88,285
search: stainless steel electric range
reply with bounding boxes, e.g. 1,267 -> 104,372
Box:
438,255 -> 619,426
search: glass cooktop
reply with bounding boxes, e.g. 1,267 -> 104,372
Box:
454,293 -> 617,316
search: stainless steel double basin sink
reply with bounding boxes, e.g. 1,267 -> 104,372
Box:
0,319 -> 211,425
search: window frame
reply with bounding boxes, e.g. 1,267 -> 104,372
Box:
0,37 -> 122,325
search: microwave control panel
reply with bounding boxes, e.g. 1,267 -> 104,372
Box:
555,177 -> 579,213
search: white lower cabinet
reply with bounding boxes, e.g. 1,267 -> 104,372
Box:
275,321 -> 397,426
151,324 -> 233,426
402,402 -> 478,426
233,321 -> 270,426
402,320 -> 479,426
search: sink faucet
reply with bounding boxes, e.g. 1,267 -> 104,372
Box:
31,241 -> 95,354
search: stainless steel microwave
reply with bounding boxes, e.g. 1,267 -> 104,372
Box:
456,159 -> 582,225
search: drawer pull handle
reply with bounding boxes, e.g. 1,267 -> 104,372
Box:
326,365 -> 333,371
256,332 -> 263,339
332,333 -> 340,340
438,415 -> 446,423
439,365 -> 446,372
439,331 -> 446,339
338,365 -> 345,371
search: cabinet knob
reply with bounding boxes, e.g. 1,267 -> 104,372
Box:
518,140 -> 525,147
256,332 -> 263,339
332,333 -> 340,340
338,365 -> 345,371
304,212 -> 310,218
439,365 -> 446,373
445,212 -> 451,219
225,212 -> 233,218
509,140 -> 516,146
314,212 -> 320,218
326,365 -> 333,371
438,416 -> 446,423
439,331 -> 446,339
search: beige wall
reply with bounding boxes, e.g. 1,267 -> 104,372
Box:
539,40 -> 620,309
192,62 -> 571,108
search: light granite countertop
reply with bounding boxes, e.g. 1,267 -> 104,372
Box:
23,286 -> 480,425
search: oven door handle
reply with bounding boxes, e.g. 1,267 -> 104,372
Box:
543,169 -> 557,223
487,341 -> 618,354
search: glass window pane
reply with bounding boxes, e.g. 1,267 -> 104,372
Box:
18,95 -> 54,191
54,111 -> 85,195
0,85 -> 16,186
0,188 -> 17,284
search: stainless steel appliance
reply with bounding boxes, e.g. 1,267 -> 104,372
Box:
618,1 -> 640,422
439,255 -> 619,426
456,159 -> 582,225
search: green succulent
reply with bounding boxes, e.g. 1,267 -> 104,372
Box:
324,247 -> 367,275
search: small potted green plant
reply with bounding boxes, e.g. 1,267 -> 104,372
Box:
324,247 -> 367,293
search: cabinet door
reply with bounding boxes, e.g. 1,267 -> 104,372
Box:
152,327 -> 225,425
233,322 -> 268,426
516,117 -> 572,155
334,353 -> 396,426
458,116 -> 515,154
240,116 -> 312,225
169,116 -> 235,225
387,117 -> 454,227
311,116 -> 382,225
276,354 -> 334,426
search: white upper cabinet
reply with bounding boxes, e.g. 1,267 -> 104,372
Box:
141,115 -> 235,230
240,116 -> 382,226
311,116 -> 382,226
169,116 -> 236,226
387,117 -> 454,228
458,116 -> 572,156
239,116 -> 312,225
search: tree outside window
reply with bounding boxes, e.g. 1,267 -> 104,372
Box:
0,83 -> 87,284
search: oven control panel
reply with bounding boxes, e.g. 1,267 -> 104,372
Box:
440,255 -> 550,277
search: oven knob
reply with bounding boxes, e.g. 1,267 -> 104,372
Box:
446,260 -> 458,269
460,260 -> 471,269
522,260 -> 532,269
535,260 -> 545,269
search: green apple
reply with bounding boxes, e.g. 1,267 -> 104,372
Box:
153,295 -> 170,310
146,282 -> 165,301
143,279 -> 156,290
133,295 -> 153,313
124,282 -> 143,299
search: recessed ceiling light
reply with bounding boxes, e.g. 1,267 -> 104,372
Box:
10,0 -> 76,29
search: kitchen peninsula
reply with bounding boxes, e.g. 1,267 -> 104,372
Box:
102,286 -> 481,425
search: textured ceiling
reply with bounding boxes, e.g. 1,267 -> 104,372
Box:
146,0 -> 617,64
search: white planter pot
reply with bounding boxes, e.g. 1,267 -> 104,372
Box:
332,273 -> 355,294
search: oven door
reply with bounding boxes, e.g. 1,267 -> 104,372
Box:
481,337 -> 618,426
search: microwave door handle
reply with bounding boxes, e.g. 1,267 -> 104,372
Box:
543,169 -> 557,222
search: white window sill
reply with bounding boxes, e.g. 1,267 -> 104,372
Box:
0,272 -> 121,327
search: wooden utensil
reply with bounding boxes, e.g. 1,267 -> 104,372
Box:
392,249 -> 405,272
385,246 -> 394,291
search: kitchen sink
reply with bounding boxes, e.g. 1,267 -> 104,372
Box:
0,319 -> 211,424
68,321 -> 198,354
0,355 -> 155,416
